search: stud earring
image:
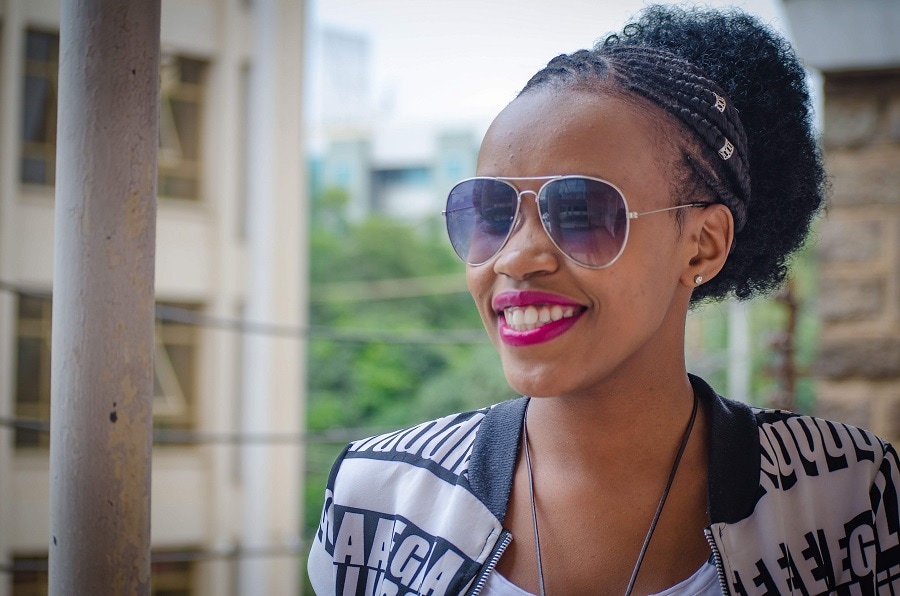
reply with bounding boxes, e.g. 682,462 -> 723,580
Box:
694,274 -> 704,286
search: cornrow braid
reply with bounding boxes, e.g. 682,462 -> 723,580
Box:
522,49 -> 610,90
603,44 -> 751,230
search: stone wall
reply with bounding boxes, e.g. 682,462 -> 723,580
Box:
814,69 -> 900,442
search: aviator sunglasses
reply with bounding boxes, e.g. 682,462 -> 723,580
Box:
444,175 -> 709,269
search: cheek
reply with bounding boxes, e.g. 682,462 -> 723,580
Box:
627,224 -> 685,277
465,267 -> 494,324
600,236 -> 683,315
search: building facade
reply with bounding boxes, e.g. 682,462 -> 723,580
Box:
0,0 -> 307,594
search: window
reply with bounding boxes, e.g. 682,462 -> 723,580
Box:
150,558 -> 196,596
19,35 -> 207,199
153,304 -> 201,435
21,30 -> 59,185
159,55 -> 207,200
13,295 -> 201,448
14,295 -> 52,447
371,167 -> 430,198
11,556 -> 46,596
372,167 -> 430,188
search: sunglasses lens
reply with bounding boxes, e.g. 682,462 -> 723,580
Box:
445,178 -> 518,264
539,177 -> 627,267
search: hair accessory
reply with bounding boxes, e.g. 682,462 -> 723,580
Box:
714,93 -> 727,113
718,139 -> 734,160
694,274 -> 703,286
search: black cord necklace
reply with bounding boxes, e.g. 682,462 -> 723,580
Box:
521,391 -> 700,596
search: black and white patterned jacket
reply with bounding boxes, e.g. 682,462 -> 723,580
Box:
308,375 -> 900,595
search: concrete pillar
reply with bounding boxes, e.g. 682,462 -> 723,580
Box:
48,1 -> 160,594
727,301 -> 751,404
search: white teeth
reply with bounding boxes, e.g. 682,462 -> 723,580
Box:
502,304 -> 579,331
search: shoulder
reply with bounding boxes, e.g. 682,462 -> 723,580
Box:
710,408 -> 899,594
696,373 -> 897,525
308,400 -> 526,595
331,397 -> 527,502
750,407 -> 893,494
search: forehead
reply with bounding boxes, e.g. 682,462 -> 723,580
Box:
476,88 -> 675,189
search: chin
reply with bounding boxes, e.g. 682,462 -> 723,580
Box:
501,363 -> 569,398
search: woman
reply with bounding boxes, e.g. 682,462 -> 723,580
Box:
308,5 -> 899,595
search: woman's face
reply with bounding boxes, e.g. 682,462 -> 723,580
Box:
467,88 -> 698,399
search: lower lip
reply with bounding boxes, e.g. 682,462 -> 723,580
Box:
498,312 -> 583,347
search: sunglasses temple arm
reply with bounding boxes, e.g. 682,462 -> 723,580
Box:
629,202 -> 709,219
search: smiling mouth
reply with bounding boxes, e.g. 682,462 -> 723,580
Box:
501,304 -> 579,332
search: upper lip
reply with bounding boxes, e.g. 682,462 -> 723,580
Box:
492,290 -> 585,313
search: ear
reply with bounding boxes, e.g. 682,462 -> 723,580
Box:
680,203 -> 733,289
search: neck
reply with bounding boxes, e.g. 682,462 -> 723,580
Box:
523,369 -> 698,472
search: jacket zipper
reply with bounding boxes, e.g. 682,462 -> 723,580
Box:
472,529 -> 728,594
704,528 -> 731,595
467,530 -> 513,596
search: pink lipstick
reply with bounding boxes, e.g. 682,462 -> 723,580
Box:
492,291 -> 585,347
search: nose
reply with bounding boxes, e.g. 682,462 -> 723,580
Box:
492,190 -> 561,279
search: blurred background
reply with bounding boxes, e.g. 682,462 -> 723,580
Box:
0,0 -> 897,594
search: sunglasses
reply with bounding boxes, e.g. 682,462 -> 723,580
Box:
444,175 -> 708,269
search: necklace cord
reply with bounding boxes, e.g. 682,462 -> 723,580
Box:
624,391 -> 700,596
522,391 -> 700,596
522,406 -> 546,596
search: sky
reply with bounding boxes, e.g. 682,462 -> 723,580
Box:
306,0 -> 793,131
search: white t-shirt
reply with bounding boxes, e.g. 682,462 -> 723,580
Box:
481,561 -> 722,595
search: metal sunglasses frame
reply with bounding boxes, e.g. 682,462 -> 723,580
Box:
443,175 -> 709,269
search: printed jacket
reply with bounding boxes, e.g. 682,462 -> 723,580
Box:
308,375 -> 900,595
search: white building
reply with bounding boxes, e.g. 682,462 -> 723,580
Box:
309,27 -> 481,224
0,1 -> 307,594
318,124 -> 479,224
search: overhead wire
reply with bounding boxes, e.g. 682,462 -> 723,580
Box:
0,543 -> 311,574
0,415 -> 391,446
0,278 -> 488,345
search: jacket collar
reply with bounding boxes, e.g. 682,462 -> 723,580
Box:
467,397 -> 527,522
467,375 -> 760,526
690,374 -> 761,524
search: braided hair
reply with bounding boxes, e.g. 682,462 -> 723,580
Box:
520,5 -> 827,303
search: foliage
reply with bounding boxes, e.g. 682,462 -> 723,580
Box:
306,211 -> 493,431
